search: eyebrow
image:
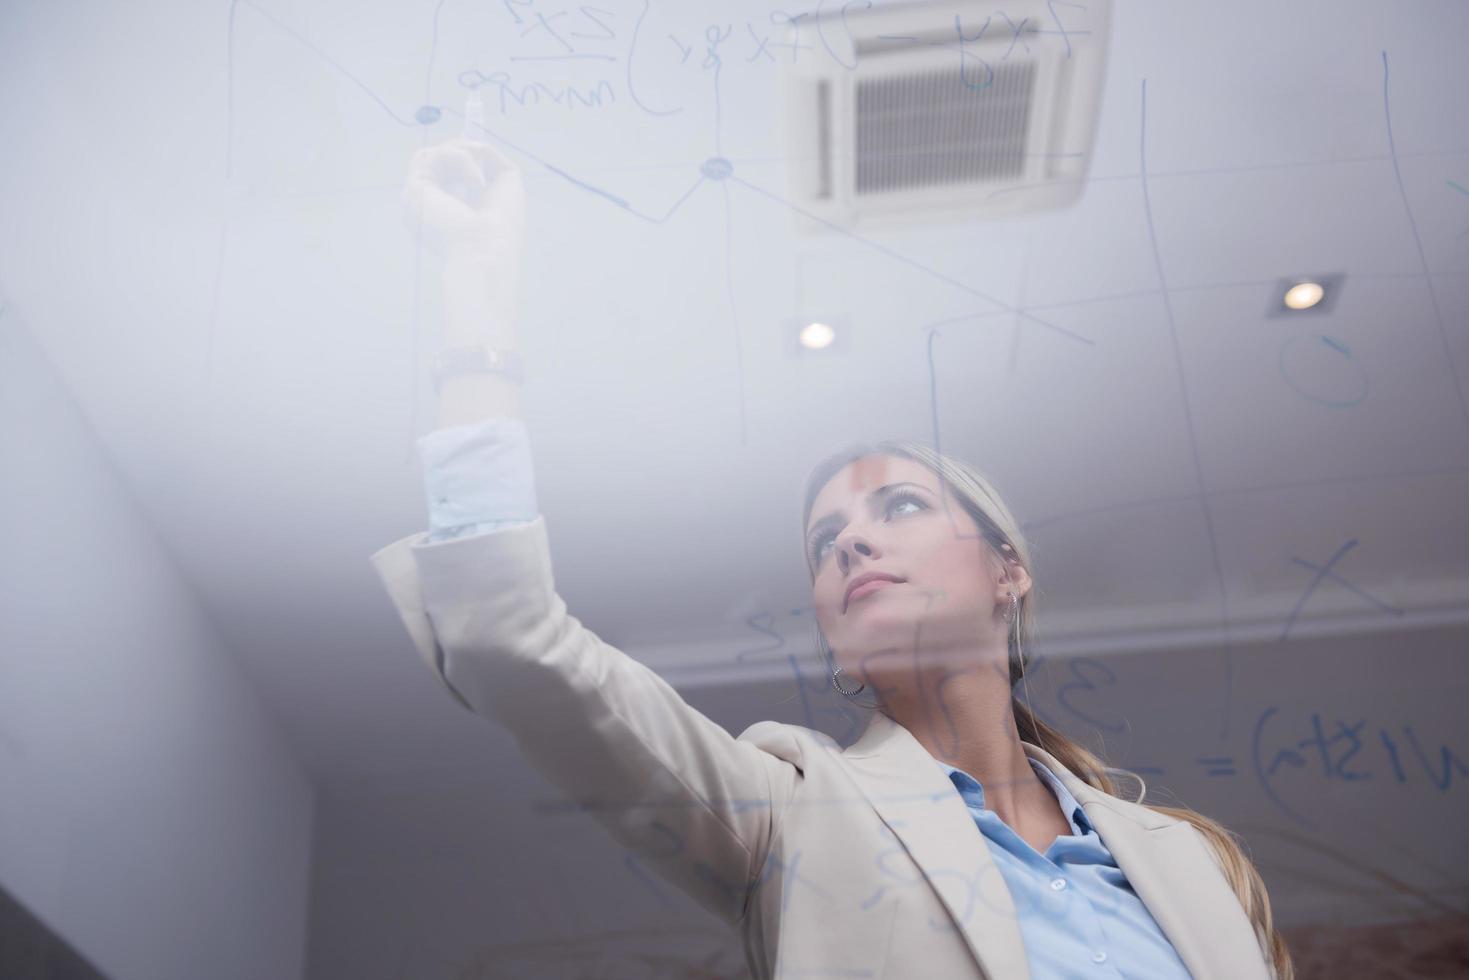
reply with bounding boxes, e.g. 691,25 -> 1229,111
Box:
806,482 -> 933,546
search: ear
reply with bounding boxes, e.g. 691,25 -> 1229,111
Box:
995,554 -> 1034,602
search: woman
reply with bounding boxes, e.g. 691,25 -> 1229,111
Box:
372,137 -> 1292,980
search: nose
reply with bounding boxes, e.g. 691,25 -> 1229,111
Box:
835,528 -> 879,573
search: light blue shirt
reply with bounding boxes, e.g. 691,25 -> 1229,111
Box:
935,756 -> 1194,979
417,416 -> 539,541
417,418 -> 1193,979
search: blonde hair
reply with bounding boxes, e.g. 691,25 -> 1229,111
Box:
801,440 -> 1293,980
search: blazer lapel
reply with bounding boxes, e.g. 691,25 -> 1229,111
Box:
839,717 -> 1269,980
1021,742 -> 1272,980
840,713 -> 1032,980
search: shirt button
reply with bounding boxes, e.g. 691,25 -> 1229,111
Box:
1050,877 -> 1067,891
1092,950 -> 1108,963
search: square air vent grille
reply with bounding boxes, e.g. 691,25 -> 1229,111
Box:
782,0 -> 1111,229
854,61 -> 1037,195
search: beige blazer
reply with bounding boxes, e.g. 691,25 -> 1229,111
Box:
370,516 -> 1273,980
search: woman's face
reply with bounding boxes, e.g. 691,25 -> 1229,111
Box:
805,454 -> 1021,682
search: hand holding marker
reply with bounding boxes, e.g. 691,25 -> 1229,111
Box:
401,89 -> 525,263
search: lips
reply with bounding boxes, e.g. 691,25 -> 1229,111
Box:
843,572 -> 905,612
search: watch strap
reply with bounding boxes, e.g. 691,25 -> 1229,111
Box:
431,343 -> 525,393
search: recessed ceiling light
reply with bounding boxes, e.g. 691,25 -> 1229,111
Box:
1268,274 -> 1343,317
799,322 -> 836,349
1283,281 -> 1325,310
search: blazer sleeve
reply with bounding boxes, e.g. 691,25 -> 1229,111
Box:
368,516 -> 800,924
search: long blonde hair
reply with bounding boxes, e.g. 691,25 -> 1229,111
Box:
801,440 -> 1293,980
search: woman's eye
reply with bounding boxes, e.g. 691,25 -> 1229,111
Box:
887,493 -> 922,517
810,495 -> 926,564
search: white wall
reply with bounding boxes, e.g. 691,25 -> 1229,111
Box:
0,305 -> 315,980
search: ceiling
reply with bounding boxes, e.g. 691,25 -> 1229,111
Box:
2,0 -> 1467,961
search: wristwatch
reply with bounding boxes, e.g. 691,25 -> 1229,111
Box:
431,343 -> 525,394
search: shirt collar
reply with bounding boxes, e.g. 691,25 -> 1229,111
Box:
935,755 -> 1094,836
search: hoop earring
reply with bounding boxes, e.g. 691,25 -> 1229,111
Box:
831,665 -> 866,697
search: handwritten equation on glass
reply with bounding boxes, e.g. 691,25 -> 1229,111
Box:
445,1 -> 1088,119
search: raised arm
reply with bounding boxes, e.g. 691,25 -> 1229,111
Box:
375,137 -> 801,924
402,137 -> 524,428
404,139 -> 536,540
371,516 -> 800,923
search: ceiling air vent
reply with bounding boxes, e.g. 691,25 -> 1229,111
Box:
781,0 -> 1112,230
